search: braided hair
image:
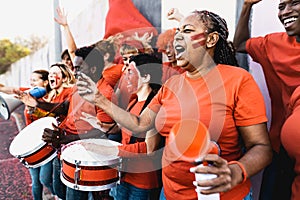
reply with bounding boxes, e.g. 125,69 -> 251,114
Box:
192,10 -> 239,67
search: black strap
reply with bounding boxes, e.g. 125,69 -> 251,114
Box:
128,89 -> 158,144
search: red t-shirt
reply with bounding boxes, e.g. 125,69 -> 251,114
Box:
118,99 -> 161,189
63,79 -> 115,135
281,86 -> 300,200
23,87 -> 72,125
148,64 -> 267,200
102,64 -> 123,88
246,32 -> 300,152
161,62 -> 185,84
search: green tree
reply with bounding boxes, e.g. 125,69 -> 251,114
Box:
0,39 -> 31,74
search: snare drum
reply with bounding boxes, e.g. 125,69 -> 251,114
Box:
9,117 -> 57,168
61,139 -> 121,191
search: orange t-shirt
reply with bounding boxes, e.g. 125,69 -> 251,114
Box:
246,32 -> 300,152
63,79 -> 115,135
23,87 -> 72,125
118,100 -> 161,189
161,62 -> 185,84
281,86 -> 300,200
102,64 -> 123,88
148,64 -> 267,200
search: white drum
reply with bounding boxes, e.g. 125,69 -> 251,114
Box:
60,139 -> 121,191
9,117 -> 57,168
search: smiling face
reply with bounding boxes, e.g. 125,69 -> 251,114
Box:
165,42 -> 176,63
278,0 -> 300,37
174,14 -> 210,72
30,73 -> 48,88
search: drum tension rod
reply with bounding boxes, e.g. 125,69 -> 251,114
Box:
74,160 -> 81,189
17,156 -> 29,168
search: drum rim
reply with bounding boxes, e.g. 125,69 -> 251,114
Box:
61,154 -> 121,166
60,173 -> 118,191
27,152 -> 57,168
9,117 -> 57,156
61,138 -> 121,166
11,142 -> 47,157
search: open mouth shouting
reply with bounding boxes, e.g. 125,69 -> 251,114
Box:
175,44 -> 185,60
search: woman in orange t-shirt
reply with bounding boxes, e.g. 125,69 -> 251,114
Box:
85,54 -> 163,200
76,10 -> 272,200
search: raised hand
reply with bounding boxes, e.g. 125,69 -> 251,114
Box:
131,32 -> 154,54
54,7 -> 68,26
133,32 -> 153,44
76,73 -> 99,104
167,8 -> 184,22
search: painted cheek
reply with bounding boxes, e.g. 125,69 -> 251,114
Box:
191,33 -> 206,49
54,75 -> 61,86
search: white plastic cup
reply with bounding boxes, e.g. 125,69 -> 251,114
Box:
194,165 -> 220,200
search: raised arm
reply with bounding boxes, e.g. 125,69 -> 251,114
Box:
54,7 -> 77,60
233,0 -> 261,53
0,84 -> 17,94
76,73 -> 157,133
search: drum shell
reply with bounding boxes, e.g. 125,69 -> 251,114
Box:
9,117 -> 57,168
60,139 -> 121,191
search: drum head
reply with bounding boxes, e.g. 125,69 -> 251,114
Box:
61,139 -> 121,166
9,117 -> 57,157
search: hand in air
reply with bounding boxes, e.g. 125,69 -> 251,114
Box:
76,73 -> 99,104
133,32 -> 153,45
54,7 -> 68,26
167,8 -> 183,22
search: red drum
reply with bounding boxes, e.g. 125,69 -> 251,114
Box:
9,117 -> 57,168
61,139 -> 121,191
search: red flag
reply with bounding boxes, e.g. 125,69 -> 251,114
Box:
104,0 -> 158,39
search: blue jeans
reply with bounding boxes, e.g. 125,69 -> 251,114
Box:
159,187 -> 252,200
111,182 -> 150,200
53,157 -> 66,199
29,160 -> 54,200
66,187 -> 89,200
